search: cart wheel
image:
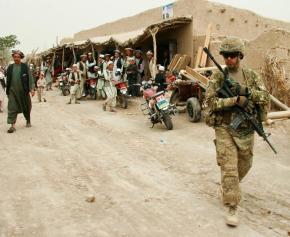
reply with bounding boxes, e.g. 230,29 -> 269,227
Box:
186,97 -> 201,123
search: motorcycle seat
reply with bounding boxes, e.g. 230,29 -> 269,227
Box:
150,91 -> 164,99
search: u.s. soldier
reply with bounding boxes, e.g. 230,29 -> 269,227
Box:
205,37 -> 270,226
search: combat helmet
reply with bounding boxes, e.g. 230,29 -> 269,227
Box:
219,37 -> 245,59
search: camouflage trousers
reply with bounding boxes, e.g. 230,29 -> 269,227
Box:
214,126 -> 254,207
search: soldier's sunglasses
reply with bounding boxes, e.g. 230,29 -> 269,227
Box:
222,52 -> 240,59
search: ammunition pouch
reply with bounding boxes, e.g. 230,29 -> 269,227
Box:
205,109 -> 230,127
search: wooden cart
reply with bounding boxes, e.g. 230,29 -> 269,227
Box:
169,67 -> 209,122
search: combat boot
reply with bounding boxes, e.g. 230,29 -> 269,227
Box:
225,206 -> 239,227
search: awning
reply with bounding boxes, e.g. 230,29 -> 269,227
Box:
90,28 -> 146,46
38,16 -> 192,56
89,16 -> 192,47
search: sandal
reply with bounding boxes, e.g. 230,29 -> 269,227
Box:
7,127 -> 16,133
26,122 -> 32,128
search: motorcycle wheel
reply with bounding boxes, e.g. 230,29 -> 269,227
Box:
186,97 -> 201,123
120,95 -> 128,109
91,89 -> 97,100
162,112 -> 173,130
62,88 -> 70,96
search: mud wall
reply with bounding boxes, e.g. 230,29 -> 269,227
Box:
193,29 -> 290,83
73,0 -> 290,43
244,29 -> 290,79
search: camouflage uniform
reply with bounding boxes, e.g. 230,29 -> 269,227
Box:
205,38 -> 270,208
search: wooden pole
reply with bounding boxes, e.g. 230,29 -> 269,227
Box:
91,42 -> 95,60
149,27 -> 159,79
61,47 -> 65,71
267,110 -> 290,119
199,23 -> 212,68
52,50 -> 56,66
270,94 -> 290,111
51,50 -> 56,76
194,46 -> 203,68
72,46 -> 76,64
193,65 -> 226,72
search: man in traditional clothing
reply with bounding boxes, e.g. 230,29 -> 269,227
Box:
123,48 -> 134,81
77,54 -> 87,98
113,50 -> 123,82
67,64 -> 81,104
36,72 -> 47,102
87,53 -> 97,79
86,53 -> 96,97
123,48 -> 134,68
135,49 -> 145,83
146,50 -> 157,80
104,54 -> 111,68
98,54 -> 105,76
160,50 -> 170,70
33,66 -> 40,89
155,65 -> 167,92
103,61 -> 117,112
43,60 -> 53,91
0,67 -> 6,113
6,50 -> 35,133
96,55 -> 106,99
126,57 -> 139,97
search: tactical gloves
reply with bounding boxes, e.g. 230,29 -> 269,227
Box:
236,95 -> 249,108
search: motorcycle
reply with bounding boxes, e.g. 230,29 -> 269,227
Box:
59,74 -> 70,96
115,81 -> 129,109
88,78 -> 97,100
141,80 -> 176,130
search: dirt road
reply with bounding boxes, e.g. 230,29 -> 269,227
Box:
0,90 -> 289,237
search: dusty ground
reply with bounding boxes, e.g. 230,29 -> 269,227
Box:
0,89 -> 289,237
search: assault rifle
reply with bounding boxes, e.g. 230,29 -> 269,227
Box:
203,47 -> 277,154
